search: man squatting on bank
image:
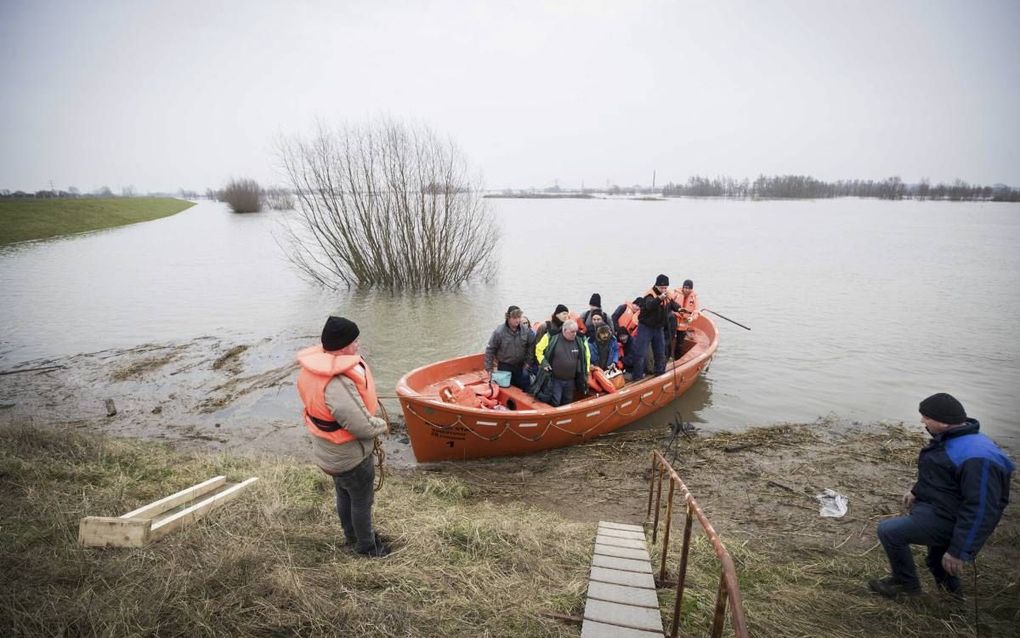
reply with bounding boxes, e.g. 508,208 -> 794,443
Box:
869,392 -> 1014,598
296,316 -> 392,558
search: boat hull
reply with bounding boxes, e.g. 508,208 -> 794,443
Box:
396,315 -> 718,462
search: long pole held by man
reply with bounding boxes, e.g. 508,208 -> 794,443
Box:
869,393 -> 1014,599
295,316 -> 392,557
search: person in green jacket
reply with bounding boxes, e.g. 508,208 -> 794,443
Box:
532,319 -> 590,406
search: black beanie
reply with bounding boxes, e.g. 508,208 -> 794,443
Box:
655,274 -> 669,286
919,393 -> 967,425
589,293 -> 601,307
554,304 -> 568,315
683,279 -> 694,289
321,316 -> 360,351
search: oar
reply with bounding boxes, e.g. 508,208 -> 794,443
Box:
703,309 -> 751,331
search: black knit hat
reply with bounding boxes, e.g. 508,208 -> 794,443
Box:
655,274 -> 669,286
683,279 -> 694,289
554,304 -> 569,315
919,393 -> 967,425
321,316 -> 359,351
589,293 -> 601,307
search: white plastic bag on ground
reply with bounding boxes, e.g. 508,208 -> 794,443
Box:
816,488 -> 848,517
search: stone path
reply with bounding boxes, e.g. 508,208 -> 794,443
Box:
581,521 -> 665,637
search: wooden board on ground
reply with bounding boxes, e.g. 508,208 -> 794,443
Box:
79,476 -> 258,548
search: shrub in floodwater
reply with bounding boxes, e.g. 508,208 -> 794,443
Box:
264,188 -> 295,210
277,118 -> 499,289
221,178 -> 262,213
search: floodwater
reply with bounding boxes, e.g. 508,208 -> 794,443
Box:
1,197 -> 1018,448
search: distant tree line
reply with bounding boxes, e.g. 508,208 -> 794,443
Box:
660,175 -> 1020,201
0,186 -> 205,200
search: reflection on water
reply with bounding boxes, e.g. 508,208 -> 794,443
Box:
1,198 -> 1018,446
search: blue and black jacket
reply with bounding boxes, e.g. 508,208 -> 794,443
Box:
912,419 -> 1015,560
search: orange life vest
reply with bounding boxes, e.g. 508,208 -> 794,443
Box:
587,367 -> 619,394
295,345 -> 378,445
438,379 -> 499,409
567,311 -> 586,334
617,303 -> 640,336
671,289 -> 699,331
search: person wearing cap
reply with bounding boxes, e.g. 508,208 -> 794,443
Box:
295,316 -> 392,558
534,304 -> 570,342
484,305 -> 536,391
670,279 -> 699,359
629,274 -> 680,380
581,293 -> 609,335
869,393 -> 1014,599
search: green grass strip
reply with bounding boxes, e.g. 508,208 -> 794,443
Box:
0,197 -> 196,245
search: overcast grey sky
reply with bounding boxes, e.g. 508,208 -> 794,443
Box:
2,0 -> 1018,193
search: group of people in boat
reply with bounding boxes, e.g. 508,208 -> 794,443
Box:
484,274 -> 699,407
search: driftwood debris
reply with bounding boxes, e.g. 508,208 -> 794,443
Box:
79,475 -> 258,548
0,365 -> 65,376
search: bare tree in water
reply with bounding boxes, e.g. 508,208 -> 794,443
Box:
278,120 -> 498,290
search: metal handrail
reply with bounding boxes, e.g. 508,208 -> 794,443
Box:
647,450 -> 749,638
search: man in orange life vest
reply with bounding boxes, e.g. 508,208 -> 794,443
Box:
296,316 -> 391,557
671,279 -> 699,359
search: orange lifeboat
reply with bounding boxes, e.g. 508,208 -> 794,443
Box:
396,314 -> 719,462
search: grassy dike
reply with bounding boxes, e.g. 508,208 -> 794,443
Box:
0,424 -> 591,637
0,198 -> 195,245
2,421 -> 1017,637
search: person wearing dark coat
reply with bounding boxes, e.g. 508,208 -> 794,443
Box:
868,393 -> 1014,599
534,304 -> 569,342
628,274 -> 679,380
581,293 -> 609,334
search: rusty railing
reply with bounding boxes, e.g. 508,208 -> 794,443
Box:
647,450 -> 749,638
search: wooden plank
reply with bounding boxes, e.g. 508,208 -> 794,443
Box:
594,543 -> 650,561
148,477 -> 258,541
120,476 -> 227,520
79,516 -> 150,548
598,521 -> 644,532
583,599 -> 663,632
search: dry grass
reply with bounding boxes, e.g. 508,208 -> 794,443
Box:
0,424 -> 590,637
641,422 -> 1020,638
2,420 -> 1016,637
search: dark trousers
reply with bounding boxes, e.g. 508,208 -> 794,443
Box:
547,377 -> 575,406
332,455 -> 377,553
674,330 -> 687,358
498,361 -> 530,391
630,323 -> 666,380
876,502 -> 959,590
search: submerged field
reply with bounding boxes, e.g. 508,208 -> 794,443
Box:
1,421 -> 1016,637
0,197 -> 195,245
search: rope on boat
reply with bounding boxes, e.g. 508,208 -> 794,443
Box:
404,374 -> 680,444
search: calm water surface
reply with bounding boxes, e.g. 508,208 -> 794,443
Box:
2,198 -> 1018,447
